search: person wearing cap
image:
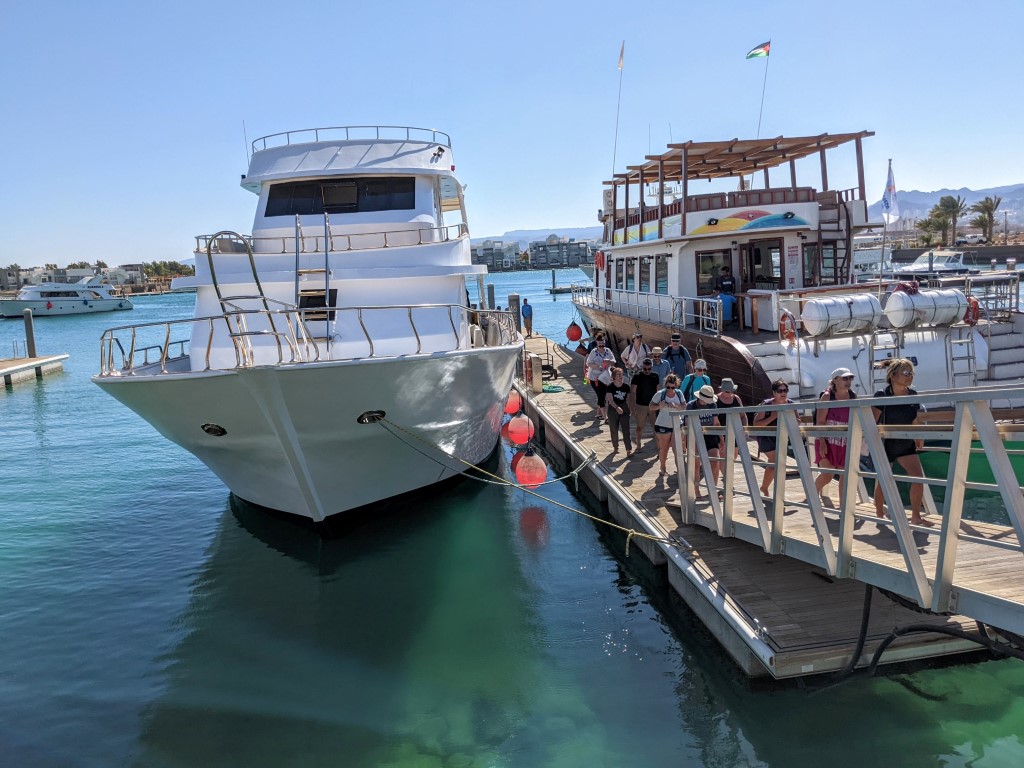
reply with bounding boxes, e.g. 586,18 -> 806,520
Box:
814,368 -> 857,507
678,359 -> 712,403
648,346 -> 671,384
630,357 -> 660,449
664,334 -> 693,377
521,298 -> 533,337
621,332 -> 651,381
684,384 -> 722,495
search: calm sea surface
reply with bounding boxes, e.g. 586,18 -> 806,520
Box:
2,270 -> 1022,767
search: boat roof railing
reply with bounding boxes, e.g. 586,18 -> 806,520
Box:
251,126 -> 452,155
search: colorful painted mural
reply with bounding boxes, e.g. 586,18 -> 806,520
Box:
688,208 -> 809,235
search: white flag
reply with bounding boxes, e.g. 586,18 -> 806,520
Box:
880,162 -> 899,225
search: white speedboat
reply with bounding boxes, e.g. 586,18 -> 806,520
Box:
1,276 -> 133,318
892,249 -> 978,280
573,132 -> 1024,404
93,126 -> 522,525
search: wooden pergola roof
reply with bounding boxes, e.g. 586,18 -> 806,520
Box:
605,131 -> 874,185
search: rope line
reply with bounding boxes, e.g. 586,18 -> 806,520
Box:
377,417 -> 675,551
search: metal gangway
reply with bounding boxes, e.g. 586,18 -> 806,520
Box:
672,384 -> 1024,636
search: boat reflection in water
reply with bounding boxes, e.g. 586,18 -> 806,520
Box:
135,481 -> 612,766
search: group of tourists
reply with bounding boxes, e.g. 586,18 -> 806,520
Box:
581,333 -> 929,525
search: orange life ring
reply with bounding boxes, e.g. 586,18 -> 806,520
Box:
779,313 -> 797,343
594,251 -> 605,270
964,296 -> 980,326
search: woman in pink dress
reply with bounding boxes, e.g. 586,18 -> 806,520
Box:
814,367 -> 857,507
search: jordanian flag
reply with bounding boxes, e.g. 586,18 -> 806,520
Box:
746,41 -> 770,59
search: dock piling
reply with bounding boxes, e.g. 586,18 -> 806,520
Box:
23,309 -> 37,358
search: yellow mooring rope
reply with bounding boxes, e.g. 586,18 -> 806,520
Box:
377,417 -> 676,556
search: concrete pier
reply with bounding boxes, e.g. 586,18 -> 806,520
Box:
1,355 -> 68,389
517,335 -> 986,679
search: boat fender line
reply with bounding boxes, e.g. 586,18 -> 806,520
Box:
964,296 -> 980,326
376,415 -> 672,553
779,312 -> 797,343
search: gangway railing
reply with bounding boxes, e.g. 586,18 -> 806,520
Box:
570,284 -> 725,337
671,384 -> 1024,634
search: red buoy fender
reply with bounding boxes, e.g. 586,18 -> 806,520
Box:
779,314 -> 797,343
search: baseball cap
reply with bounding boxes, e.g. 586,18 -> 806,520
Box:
694,359 -> 707,370
830,367 -> 854,380
670,333 -> 682,342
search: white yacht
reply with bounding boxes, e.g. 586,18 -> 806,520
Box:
1,276 -> 133,318
93,126 -> 521,524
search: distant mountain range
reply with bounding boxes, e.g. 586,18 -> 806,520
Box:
477,185 -> 1024,248
867,183 -> 1024,224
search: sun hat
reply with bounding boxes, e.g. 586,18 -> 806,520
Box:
830,367 -> 854,380
719,378 -> 736,392
694,359 -> 707,370
696,385 -> 717,403
652,346 -> 663,354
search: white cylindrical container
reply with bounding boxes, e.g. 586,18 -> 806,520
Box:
801,294 -> 883,336
884,288 -> 967,329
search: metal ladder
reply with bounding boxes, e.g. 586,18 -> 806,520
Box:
946,324 -> 977,389
205,231 -> 307,367
293,213 -> 335,347
868,328 -> 901,392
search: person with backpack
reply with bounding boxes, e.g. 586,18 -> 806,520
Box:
650,374 -> 686,476
684,385 -> 722,497
621,332 -> 651,381
664,334 -> 693,378
814,368 -> 856,507
678,359 -> 711,403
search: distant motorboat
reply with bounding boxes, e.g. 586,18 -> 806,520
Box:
0,276 -> 133,318
893,249 -> 978,280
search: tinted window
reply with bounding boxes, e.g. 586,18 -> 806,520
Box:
265,177 -> 415,217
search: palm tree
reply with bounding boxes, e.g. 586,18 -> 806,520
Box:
936,195 -> 968,246
921,210 -> 950,246
969,195 -> 1002,242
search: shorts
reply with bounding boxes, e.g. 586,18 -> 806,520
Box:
633,404 -> 654,427
702,436 -> 720,452
756,436 -> 777,455
884,438 -> 917,463
654,425 -> 674,435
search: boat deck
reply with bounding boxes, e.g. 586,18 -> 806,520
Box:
520,335 -> 1018,678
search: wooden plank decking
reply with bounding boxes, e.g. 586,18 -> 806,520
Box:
520,335 -> 1019,678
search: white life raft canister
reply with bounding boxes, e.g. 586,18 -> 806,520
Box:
884,288 -> 967,329
800,293 -> 883,337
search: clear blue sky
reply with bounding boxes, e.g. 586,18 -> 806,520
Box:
3,0 -> 1022,268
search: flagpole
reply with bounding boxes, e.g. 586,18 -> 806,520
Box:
755,52 -> 770,139
612,41 -> 625,178
879,158 -> 891,283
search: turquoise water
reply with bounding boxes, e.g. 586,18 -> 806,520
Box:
1,273 -> 1022,767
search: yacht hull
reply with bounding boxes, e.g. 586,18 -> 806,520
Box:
94,347 -> 521,521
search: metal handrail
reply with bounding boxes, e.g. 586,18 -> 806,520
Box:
194,223 -> 467,256
673,384 -> 1024,630
251,125 -> 452,154
571,284 -> 724,337
97,305 -> 519,376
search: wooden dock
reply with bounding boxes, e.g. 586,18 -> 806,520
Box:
518,335 -> 999,679
1,355 -> 69,389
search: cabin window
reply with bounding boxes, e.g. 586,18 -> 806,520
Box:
695,249 -> 731,295
639,256 -> 652,293
625,258 -> 636,291
264,178 -> 416,217
655,254 -> 669,294
747,239 -> 782,289
615,260 -> 625,289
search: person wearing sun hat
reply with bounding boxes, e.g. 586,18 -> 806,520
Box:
684,384 -> 722,496
648,346 -> 670,384
813,367 -> 857,508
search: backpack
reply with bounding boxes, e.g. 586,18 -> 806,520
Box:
681,374 -> 705,402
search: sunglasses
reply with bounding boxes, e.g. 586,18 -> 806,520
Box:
666,385 -> 677,390
841,375 -> 855,381
774,387 -> 789,393
898,368 -> 914,375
